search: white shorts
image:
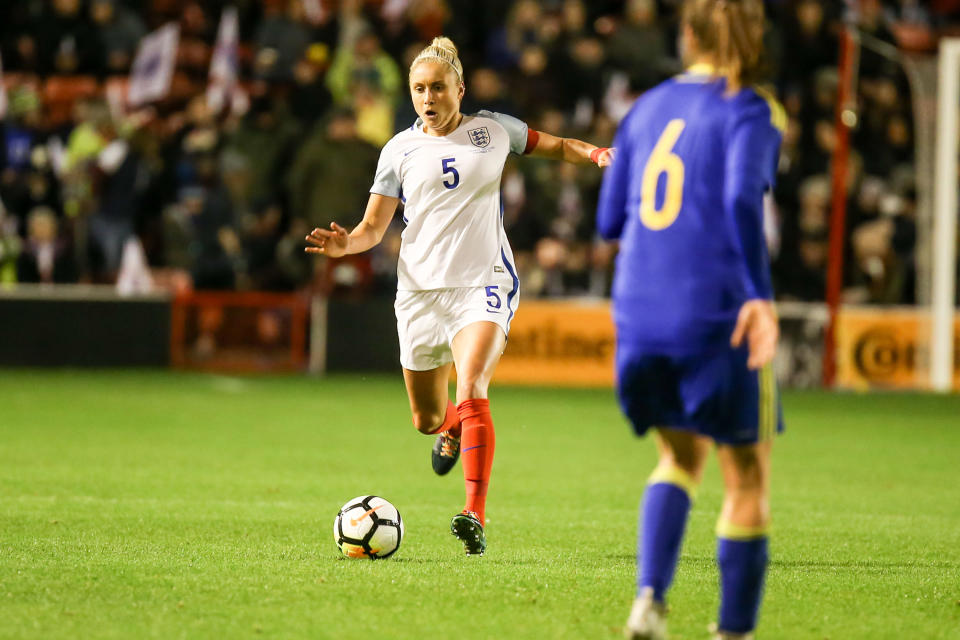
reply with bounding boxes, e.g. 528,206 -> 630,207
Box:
395,283 -> 520,371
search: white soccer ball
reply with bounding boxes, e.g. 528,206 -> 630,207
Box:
333,495 -> 404,559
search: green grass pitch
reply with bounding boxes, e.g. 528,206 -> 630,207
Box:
1,370 -> 958,639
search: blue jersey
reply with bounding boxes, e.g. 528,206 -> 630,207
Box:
597,67 -> 785,352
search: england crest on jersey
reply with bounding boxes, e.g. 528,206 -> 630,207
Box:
468,126 -> 490,148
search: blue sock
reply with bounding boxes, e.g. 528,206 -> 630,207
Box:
637,466 -> 695,601
717,532 -> 769,634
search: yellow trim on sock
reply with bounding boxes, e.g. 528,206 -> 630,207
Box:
716,518 -> 769,540
648,464 -> 698,500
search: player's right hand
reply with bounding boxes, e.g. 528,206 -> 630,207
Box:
730,299 -> 778,370
305,222 -> 349,258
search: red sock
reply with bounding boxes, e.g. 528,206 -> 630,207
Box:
420,400 -> 461,436
442,400 -> 462,437
457,398 -> 495,525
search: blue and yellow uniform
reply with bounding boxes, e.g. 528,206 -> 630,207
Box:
597,65 -> 785,444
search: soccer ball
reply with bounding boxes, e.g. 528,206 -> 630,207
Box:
333,495 -> 404,559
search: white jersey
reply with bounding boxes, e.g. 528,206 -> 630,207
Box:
370,110 -> 528,291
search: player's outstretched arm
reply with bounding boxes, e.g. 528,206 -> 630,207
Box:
527,130 -> 614,167
304,193 -> 400,258
730,299 -> 778,370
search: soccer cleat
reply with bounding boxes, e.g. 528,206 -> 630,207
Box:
713,632 -> 753,640
450,510 -> 486,556
431,430 -> 460,475
624,587 -> 668,640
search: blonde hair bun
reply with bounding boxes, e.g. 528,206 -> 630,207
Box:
410,36 -> 464,83
431,36 -> 458,57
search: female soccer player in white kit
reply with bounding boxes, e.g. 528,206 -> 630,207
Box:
306,37 -> 612,556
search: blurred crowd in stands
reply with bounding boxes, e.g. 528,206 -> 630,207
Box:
0,0 -> 957,303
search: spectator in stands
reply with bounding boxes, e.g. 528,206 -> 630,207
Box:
775,175 -> 830,302
461,67 -> 517,116
780,0 -> 837,96
289,44 -> 334,128
846,179 -> 917,304
285,109 -> 379,236
485,0 -> 544,69
86,104 -> 143,280
39,0 -> 102,76
16,205 -> 76,283
0,86 -> 61,228
223,92 -> 301,213
242,198 -> 288,291
0,3 -> 44,75
405,0 -> 452,43
254,0 -> 312,82
604,0 -> 670,84
510,44 -> 559,115
326,28 -> 403,109
551,35 -> 607,114
90,0 -> 147,76
177,132 -> 242,290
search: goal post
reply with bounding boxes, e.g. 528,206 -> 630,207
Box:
931,38 -> 960,392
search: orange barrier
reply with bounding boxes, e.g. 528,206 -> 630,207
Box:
835,307 -> 960,390
496,300 -> 615,387
170,291 -> 308,372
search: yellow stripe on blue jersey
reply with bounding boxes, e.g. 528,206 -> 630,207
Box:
676,64 -> 786,134
753,86 -> 788,134
648,463 -> 698,500
716,518 -> 770,540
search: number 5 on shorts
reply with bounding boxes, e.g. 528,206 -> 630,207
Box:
485,286 -> 501,311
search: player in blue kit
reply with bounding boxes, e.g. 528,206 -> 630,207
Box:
596,1 -> 783,638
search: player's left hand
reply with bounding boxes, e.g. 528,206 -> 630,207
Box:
730,299 -> 778,370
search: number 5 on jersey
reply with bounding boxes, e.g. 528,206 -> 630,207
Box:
640,119 -> 686,231
441,157 -> 460,189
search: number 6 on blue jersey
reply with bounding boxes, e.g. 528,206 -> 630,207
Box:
441,157 -> 460,189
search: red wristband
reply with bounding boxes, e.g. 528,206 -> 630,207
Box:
524,128 -> 540,154
590,147 -> 609,164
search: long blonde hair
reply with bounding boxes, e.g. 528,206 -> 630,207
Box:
683,0 -> 765,90
409,36 -> 464,85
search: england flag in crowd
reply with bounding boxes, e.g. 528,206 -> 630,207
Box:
206,7 -> 239,114
128,23 -> 179,107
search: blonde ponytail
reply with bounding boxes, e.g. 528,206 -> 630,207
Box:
684,0 -> 765,90
410,36 -> 464,84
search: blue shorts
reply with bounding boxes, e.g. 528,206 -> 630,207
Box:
615,341 -> 783,445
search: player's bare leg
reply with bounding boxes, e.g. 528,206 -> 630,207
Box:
402,363 -> 462,475
403,363 -> 454,433
447,321 -> 506,555
713,441 -> 772,638
626,427 -> 710,640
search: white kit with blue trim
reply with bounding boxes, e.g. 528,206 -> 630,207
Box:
370,110 -> 525,293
